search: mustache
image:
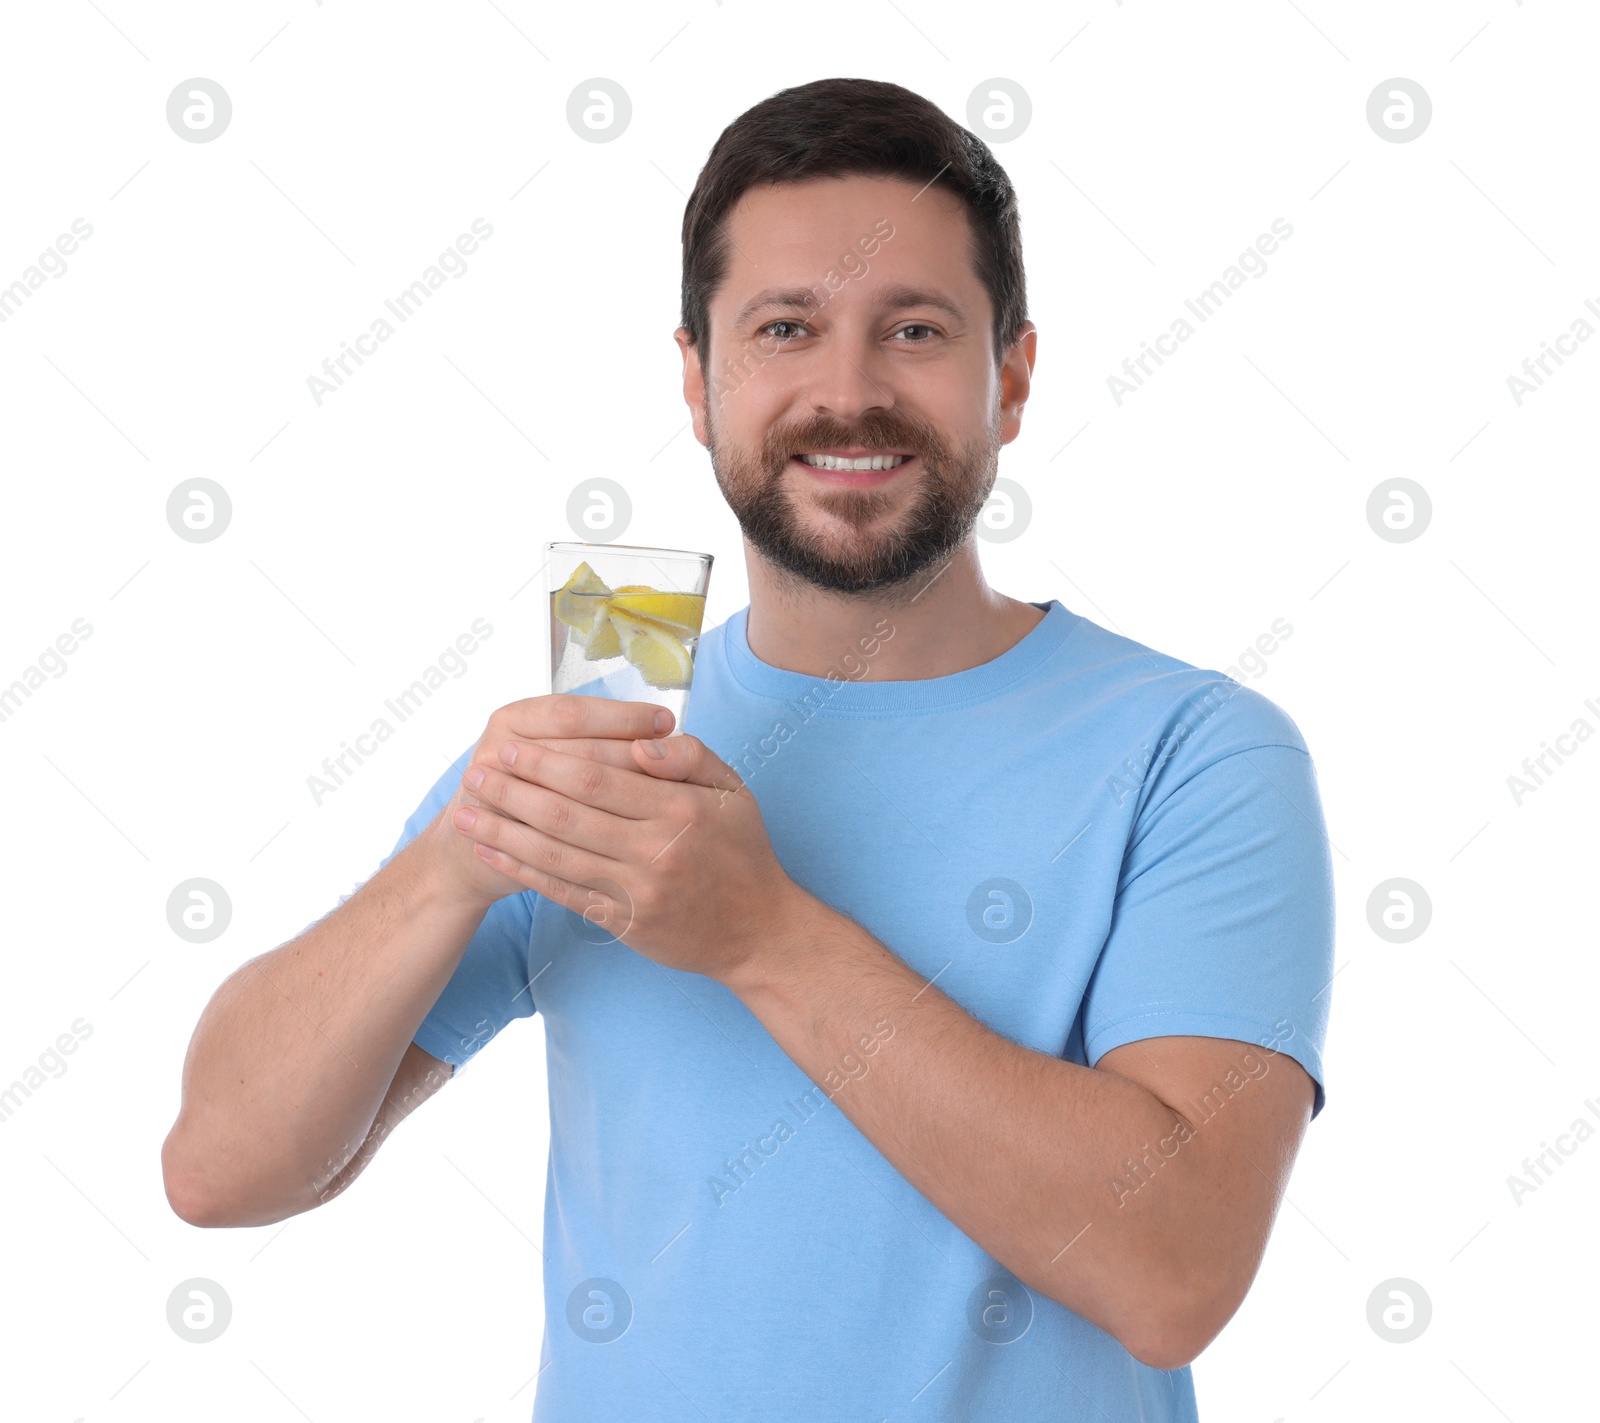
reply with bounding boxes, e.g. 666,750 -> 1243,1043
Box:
760,413 -> 950,469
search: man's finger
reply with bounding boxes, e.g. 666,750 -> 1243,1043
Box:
491,740 -> 656,820
631,734 -> 746,796
512,739 -> 643,771
504,694 -> 673,744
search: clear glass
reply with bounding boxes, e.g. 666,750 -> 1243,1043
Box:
544,541 -> 714,734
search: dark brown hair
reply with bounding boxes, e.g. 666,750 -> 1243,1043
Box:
680,77 -> 1027,369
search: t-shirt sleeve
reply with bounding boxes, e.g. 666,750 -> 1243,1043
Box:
1080,728 -> 1336,1119
347,744 -> 541,1074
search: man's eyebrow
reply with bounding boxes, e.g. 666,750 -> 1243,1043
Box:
874,284 -> 966,322
732,283 -> 966,326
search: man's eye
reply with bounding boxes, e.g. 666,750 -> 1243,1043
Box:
894,324 -> 937,342
760,320 -> 806,341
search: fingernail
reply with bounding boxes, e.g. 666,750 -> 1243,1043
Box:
464,766 -> 485,788
639,738 -> 668,759
654,710 -> 674,733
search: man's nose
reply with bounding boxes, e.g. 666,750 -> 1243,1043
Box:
804,328 -> 893,424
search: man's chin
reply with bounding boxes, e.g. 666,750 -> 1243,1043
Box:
748,528 -> 954,597
714,448 -> 986,595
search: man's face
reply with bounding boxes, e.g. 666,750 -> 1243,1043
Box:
679,174 -> 1033,598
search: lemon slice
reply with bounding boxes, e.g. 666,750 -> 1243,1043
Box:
552,562 -> 614,635
606,592 -> 706,638
614,584 -> 655,594
607,606 -> 694,689
578,603 -> 621,660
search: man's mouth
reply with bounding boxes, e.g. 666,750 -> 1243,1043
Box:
792,450 -> 915,472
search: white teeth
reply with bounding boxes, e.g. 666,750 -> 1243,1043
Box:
797,453 -> 911,471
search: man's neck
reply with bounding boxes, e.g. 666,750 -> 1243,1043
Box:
741,539 -> 1047,682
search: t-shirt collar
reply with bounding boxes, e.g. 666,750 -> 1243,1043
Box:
718,598 -> 1078,718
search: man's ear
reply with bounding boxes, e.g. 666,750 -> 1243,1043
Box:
998,321 -> 1038,448
674,327 -> 711,447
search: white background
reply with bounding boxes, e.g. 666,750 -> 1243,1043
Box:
2,1 -> 1596,1419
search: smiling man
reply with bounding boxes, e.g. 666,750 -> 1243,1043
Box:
163,78 -> 1335,1422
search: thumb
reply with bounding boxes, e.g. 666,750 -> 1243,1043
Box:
632,733 -> 745,795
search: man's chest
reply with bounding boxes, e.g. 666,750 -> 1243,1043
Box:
533,721 -> 1137,1063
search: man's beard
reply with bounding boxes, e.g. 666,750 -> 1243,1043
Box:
705,400 -> 1000,598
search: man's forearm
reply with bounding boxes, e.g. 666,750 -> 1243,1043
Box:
162,828 -> 487,1226
720,885 -> 1225,1362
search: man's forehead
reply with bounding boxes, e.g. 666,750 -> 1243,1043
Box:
724,172 -> 961,239
714,175 -> 974,308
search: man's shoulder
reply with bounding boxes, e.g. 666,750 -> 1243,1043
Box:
1057,612 -> 1310,766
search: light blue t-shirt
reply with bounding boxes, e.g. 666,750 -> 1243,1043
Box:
378,598 -> 1334,1421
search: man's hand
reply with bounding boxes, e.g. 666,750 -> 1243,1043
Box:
447,722 -> 801,981
418,694 -> 676,912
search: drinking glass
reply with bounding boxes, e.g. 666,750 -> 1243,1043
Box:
544,542 -> 714,735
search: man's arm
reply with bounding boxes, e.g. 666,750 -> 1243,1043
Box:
313,1040 -> 455,1207
161,832 -> 490,1227
720,888 -> 1315,1371
161,697 -> 672,1228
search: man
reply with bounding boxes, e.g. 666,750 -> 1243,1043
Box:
164,77 -> 1334,1420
